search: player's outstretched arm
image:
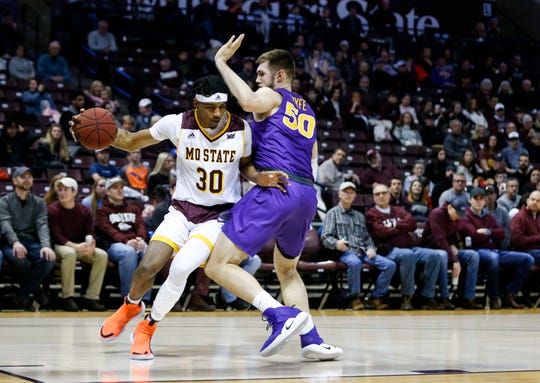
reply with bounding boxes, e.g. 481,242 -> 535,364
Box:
112,129 -> 160,151
69,110 -> 159,151
214,34 -> 279,114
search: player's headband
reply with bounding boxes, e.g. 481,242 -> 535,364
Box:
195,93 -> 228,103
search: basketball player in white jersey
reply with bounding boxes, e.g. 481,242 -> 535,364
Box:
72,75 -> 287,360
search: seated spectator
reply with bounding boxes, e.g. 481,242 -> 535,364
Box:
510,190 -> 540,269
320,182 -> 396,310
477,133 -> 501,177
0,120 -> 41,166
0,167 -> 56,310
120,150 -> 149,194
484,184 -> 511,250
388,177 -> 409,208
120,114 -> 135,132
87,20 -> 118,54
134,98 -> 160,132
438,172 -> 471,207
89,147 -> 119,182
147,152 -> 175,197
444,119 -> 475,163
362,149 -> 402,192
83,79 -> 105,109
456,149 -> 483,187
342,89 -> 369,131
47,177 -> 108,311
422,196 -> 482,309
8,44 -> 35,81
95,176 -> 152,303
407,179 -> 431,222
497,177 -> 520,212
515,154 -> 533,192
100,85 -> 121,116
43,174 -> 64,206
59,91 -> 86,141
471,124 -> 489,153
37,40 -> 71,84
156,56 -> 184,90
462,97 -> 488,128
520,167 -> 540,194
499,131 -> 529,174
403,160 -> 432,198
33,124 -> 70,178
317,147 -> 360,208
425,146 -> 448,184
319,86 -> 345,120
392,111 -> 422,146
21,78 -> 59,120
366,183 -> 443,310
82,177 -> 107,215
398,94 -> 419,124
459,187 -> 533,309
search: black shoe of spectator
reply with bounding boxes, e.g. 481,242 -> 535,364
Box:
214,291 -> 226,310
83,298 -> 105,311
188,295 -> 216,311
442,298 -> 455,310
13,295 -> 33,311
62,298 -> 79,312
228,298 -> 251,311
33,288 -> 49,307
421,297 -> 445,310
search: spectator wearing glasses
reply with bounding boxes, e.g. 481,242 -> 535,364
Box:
484,185 -> 511,250
438,172 -> 471,207
366,183 -> 444,310
321,182 -> 396,310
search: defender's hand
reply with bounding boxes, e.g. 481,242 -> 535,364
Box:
256,171 -> 290,193
214,34 -> 245,63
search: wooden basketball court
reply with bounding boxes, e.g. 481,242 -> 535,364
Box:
1,309 -> 539,383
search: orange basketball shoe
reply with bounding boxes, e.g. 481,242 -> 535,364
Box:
99,298 -> 145,342
130,316 -> 157,360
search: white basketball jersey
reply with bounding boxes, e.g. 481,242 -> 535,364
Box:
149,111 -> 251,206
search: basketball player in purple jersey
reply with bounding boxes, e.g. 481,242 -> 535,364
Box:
207,34 -> 343,360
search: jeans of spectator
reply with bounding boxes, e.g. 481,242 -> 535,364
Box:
0,248 -> 3,274
1,241 -> 56,298
412,247 -> 444,298
458,249 -> 480,300
526,249 -> 540,267
386,247 -> 416,296
220,254 -> 262,304
478,249 -> 534,297
356,251 -> 397,298
107,242 -> 152,301
437,250 -> 450,298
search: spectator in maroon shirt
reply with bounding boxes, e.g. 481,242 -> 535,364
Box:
362,149 -> 402,192
48,177 -> 108,312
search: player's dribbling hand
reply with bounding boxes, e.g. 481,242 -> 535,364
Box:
214,34 -> 245,63
256,171 -> 290,193
68,108 -> 86,142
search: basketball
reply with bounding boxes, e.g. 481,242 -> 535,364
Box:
73,107 -> 118,150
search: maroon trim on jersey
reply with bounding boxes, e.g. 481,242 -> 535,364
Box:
171,199 -> 233,224
182,110 -> 246,142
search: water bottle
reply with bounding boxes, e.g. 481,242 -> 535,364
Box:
85,235 -> 93,243
465,236 -> 472,248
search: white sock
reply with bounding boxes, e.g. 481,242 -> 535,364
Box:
252,291 -> 281,312
126,295 -> 141,305
300,315 -> 314,335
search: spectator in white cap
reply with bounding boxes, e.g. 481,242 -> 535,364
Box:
47,177 -> 108,312
499,131 -> 529,173
488,102 -> 512,135
134,98 -> 161,132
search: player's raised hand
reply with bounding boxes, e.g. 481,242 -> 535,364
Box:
68,108 -> 85,142
256,170 -> 290,193
215,34 -> 245,63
